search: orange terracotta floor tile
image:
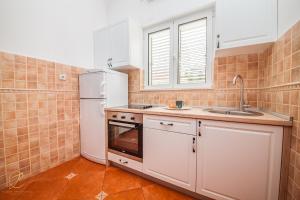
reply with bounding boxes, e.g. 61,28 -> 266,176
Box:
142,184 -> 195,200
0,157 -> 196,200
104,188 -> 144,200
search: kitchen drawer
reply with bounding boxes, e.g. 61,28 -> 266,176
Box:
143,115 -> 196,135
108,152 -> 142,172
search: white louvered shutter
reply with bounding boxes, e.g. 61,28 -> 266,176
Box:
178,18 -> 207,84
148,28 -> 171,86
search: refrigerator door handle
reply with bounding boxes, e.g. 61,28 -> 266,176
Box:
100,101 -> 106,116
100,81 -> 106,87
99,81 -> 106,97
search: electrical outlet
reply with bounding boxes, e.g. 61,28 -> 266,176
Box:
59,74 -> 67,81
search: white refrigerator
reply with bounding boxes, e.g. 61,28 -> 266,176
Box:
79,69 -> 128,164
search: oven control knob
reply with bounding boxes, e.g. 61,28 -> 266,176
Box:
131,117 -> 135,120
121,116 -> 126,119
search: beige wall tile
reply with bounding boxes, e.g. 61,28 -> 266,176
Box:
0,51 -> 81,189
258,21 -> 300,199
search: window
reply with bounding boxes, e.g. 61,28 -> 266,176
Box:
144,10 -> 213,89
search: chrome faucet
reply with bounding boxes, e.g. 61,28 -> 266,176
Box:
232,75 -> 250,111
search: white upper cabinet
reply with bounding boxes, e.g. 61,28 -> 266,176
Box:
94,26 -> 111,68
215,0 -> 277,50
93,19 -> 143,69
196,120 -> 283,200
109,21 -> 129,67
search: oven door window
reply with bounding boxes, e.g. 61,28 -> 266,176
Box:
108,121 -> 142,157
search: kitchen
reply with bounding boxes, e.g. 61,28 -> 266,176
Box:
0,0 -> 300,200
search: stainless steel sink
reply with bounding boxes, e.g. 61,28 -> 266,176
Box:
204,108 -> 264,116
203,75 -> 264,117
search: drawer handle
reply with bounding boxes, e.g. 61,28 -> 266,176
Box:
192,137 -> 196,153
160,122 -> 173,126
118,159 -> 128,164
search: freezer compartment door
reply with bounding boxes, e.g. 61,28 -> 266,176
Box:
80,99 -> 106,164
106,71 -> 128,107
79,72 -> 107,99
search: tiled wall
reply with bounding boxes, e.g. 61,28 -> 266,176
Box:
128,53 -> 264,108
258,21 -> 300,200
0,52 -> 82,189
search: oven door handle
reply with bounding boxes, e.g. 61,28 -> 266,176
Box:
109,121 -> 136,128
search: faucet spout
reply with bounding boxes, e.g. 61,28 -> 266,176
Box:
232,74 -> 247,111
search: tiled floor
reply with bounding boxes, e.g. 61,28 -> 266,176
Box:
0,157 -> 195,200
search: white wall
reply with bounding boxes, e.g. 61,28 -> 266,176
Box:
278,0 -> 300,37
106,0 -> 215,27
0,0 -> 107,68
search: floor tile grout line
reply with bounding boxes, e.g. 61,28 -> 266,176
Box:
141,187 -> 146,200
100,165 -> 108,193
102,187 -> 145,199
100,166 -> 145,198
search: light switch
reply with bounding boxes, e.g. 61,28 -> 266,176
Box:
59,74 -> 67,81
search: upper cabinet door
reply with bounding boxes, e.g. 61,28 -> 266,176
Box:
94,27 -> 111,68
216,0 -> 277,49
110,21 -> 130,68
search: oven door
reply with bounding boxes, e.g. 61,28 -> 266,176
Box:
108,120 -> 143,158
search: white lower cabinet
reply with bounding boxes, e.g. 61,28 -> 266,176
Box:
196,120 -> 283,200
143,115 -> 197,191
141,115 -> 283,200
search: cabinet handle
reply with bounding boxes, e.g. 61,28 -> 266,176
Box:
160,122 -> 173,126
107,58 -> 113,68
192,137 -> 196,153
198,121 -> 202,136
217,34 -> 220,49
109,58 -> 112,68
107,59 -> 111,68
122,161 -> 128,164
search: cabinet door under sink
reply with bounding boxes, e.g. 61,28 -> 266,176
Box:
196,120 -> 283,200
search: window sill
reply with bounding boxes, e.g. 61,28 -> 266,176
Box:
140,86 -> 213,92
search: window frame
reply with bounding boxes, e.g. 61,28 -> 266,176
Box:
143,9 -> 214,90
